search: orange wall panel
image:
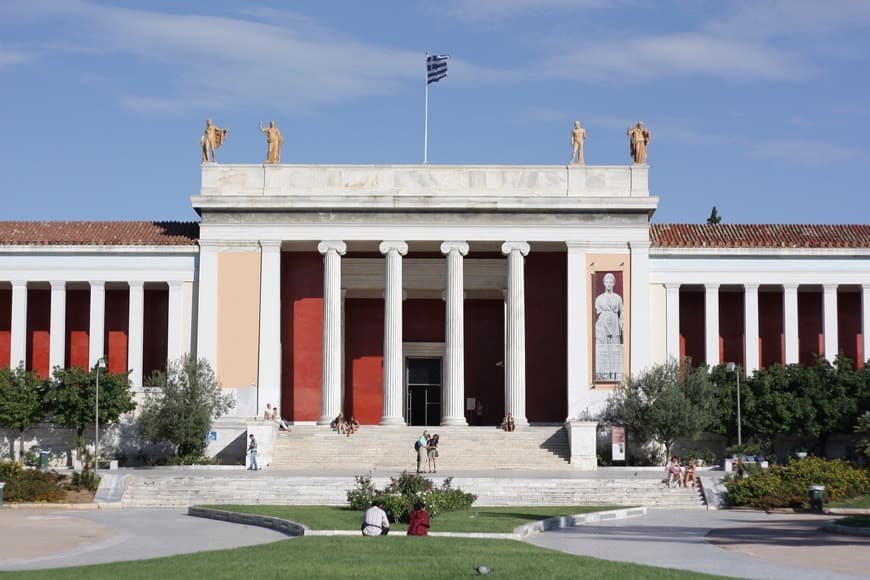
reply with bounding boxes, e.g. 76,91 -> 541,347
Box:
0,289 -> 10,368
143,288 -> 169,379
65,289 -> 90,370
105,289 -> 129,375
719,291 -> 744,367
344,299 -> 384,424
26,289 -> 50,378
217,253 -> 261,388
798,290 -> 823,366
680,289 -> 705,366
464,299 -> 504,425
759,290 -> 784,367
838,291 -> 862,368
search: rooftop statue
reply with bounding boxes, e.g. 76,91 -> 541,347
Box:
569,120 -> 587,166
627,121 -> 650,164
259,120 -> 284,164
201,119 -> 228,164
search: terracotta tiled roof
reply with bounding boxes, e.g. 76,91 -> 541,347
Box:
650,224 -> 870,249
0,221 -> 199,246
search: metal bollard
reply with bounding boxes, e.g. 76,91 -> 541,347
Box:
39,450 -> 50,471
809,485 -> 825,512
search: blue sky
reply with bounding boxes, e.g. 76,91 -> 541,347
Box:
1,0 -> 868,224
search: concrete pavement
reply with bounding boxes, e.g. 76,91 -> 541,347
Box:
528,508 -> 870,579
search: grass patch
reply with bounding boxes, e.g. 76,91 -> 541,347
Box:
828,494 -> 870,509
837,516 -> 870,528
205,504 -> 625,533
0,536 -> 727,579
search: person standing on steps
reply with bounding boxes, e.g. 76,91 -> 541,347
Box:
247,434 -> 259,470
415,431 -> 429,473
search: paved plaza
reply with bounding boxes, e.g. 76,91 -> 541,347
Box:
1,504 -> 868,577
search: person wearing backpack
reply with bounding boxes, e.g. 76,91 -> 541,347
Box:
414,431 -> 429,474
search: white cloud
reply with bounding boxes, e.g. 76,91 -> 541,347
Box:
708,0 -> 870,39
446,0 -> 617,20
750,139 -> 863,165
0,49 -> 31,68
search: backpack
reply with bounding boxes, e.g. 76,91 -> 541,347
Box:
414,440 -> 421,451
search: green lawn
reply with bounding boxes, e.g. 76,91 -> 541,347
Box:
828,495 -> 870,509
0,537 -> 728,579
205,504 -> 625,533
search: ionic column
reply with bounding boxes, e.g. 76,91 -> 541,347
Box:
257,241 -> 282,412
566,243 -> 589,420
783,283 -> 799,364
49,281 -> 66,371
823,283 -> 839,362
88,281 -> 106,368
863,285 -> 870,368
665,283 -> 681,362
167,281 -> 185,363
502,241 -> 530,427
704,283 -> 720,365
630,241 -> 650,375
744,284 -> 760,373
440,241 -> 469,426
127,281 -> 145,388
379,241 -> 408,426
10,281 -> 28,368
317,241 -> 346,425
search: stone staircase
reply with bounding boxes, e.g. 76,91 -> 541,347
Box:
120,473 -> 705,509
270,425 -> 571,470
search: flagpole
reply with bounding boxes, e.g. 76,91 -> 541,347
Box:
424,52 -> 429,164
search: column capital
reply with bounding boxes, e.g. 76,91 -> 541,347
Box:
743,283 -> 760,292
440,241 -> 469,256
128,280 -> 145,289
50,280 -> 66,290
89,280 -> 106,289
704,283 -> 721,291
168,280 -> 184,289
259,240 -> 283,251
11,280 -> 27,288
318,240 -> 347,256
783,282 -> 799,291
501,241 -> 530,256
823,283 -> 838,292
379,241 -> 408,256
664,282 -> 681,291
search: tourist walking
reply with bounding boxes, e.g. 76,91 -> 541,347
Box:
247,434 -> 259,470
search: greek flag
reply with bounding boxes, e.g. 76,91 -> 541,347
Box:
427,54 -> 449,84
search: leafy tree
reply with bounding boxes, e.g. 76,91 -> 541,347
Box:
855,411 -> 870,458
602,361 -> 716,463
43,365 -> 136,444
138,355 -> 234,458
0,365 -> 46,461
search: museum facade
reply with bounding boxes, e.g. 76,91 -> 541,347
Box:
0,163 -> 868,430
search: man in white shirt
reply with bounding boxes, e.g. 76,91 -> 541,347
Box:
361,500 -> 390,536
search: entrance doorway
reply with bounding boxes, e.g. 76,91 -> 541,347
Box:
406,357 -> 442,426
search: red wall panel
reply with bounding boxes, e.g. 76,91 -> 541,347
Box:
105,289 -> 129,375
65,289 -> 90,370
344,299 -> 384,424
26,289 -> 50,378
281,252 -> 324,422
838,290 -> 862,368
679,289 -> 705,366
403,299 -> 445,342
759,290 -> 784,367
0,289 -> 10,368
143,287 -> 169,379
719,291 -> 744,367
525,252 -> 567,422
798,290 -> 823,366
464,299 -> 504,425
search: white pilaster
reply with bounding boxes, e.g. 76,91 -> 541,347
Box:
440,241 -> 469,426
127,281 -> 145,388
629,241 -> 650,376
10,281 -> 27,368
704,283 -> 720,366
88,281 -> 105,368
317,240 -> 346,425
379,240 -> 408,426
863,285 -> 870,368
167,281 -> 185,363
744,284 -> 760,373
502,241 -> 530,427
566,244 -> 588,420
257,241 -> 283,412
49,281 -> 66,372
823,283 -> 839,362
783,283 -> 799,364
665,283 -> 681,362
196,242 -> 219,371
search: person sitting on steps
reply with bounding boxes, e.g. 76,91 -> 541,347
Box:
501,413 -> 516,432
347,416 -> 360,436
332,413 -> 347,435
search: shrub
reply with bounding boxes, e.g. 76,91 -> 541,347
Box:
0,461 -> 66,502
346,471 -> 476,522
726,456 -> 870,509
71,469 -> 100,492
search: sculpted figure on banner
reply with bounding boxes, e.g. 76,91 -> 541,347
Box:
201,119 -> 228,163
627,121 -> 650,164
594,272 -> 624,381
569,120 -> 587,165
259,120 -> 284,164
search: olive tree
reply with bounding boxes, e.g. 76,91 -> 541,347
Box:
0,365 -> 46,461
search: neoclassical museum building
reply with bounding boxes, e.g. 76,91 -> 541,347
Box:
1,162 -> 868,461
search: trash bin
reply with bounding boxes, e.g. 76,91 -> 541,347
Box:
39,450 -> 50,471
0,482 -> 5,508
809,485 -> 825,512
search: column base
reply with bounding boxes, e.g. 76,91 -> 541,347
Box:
378,416 -> 406,426
440,417 -> 468,427
316,416 -> 335,426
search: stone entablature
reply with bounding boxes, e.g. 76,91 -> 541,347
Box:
195,164 -> 653,213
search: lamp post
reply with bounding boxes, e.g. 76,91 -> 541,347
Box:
94,356 -> 107,476
726,362 -> 742,447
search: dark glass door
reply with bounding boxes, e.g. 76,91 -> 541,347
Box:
406,357 -> 442,426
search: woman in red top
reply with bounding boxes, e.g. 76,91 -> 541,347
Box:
407,502 -> 430,536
